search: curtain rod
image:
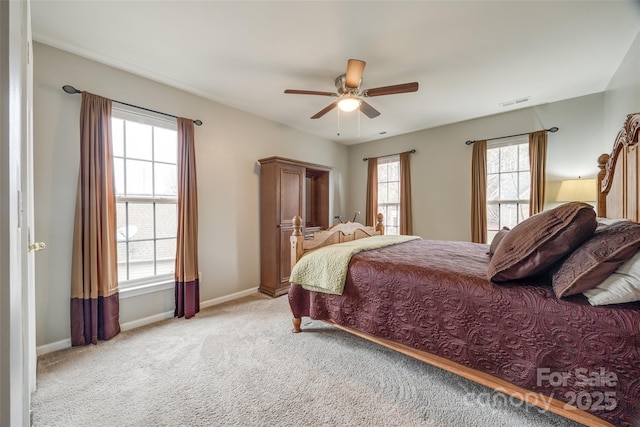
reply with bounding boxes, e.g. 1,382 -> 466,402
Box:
465,127 -> 558,145
362,149 -> 416,162
62,85 -> 203,126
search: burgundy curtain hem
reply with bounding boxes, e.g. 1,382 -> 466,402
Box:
175,278 -> 200,319
70,294 -> 120,346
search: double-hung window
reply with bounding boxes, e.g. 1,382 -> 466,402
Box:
112,109 -> 178,289
377,156 -> 400,235
486,138 -> 530,243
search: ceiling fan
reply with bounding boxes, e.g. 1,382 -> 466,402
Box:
284,59 -> 419,119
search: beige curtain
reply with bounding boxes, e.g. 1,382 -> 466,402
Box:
471,140 -> 487,243
365,157 -> 378,227
175,118 -> 200,319
399,151 -> 413,235
70,92 -> 120,346
529,130 -> 547,215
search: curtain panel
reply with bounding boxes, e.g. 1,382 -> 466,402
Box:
471,140 -> 487,244
175,118 -> 200,319
399,151 -> 413,235
70,92 -> 120,346
529,130 -> 548,216
365,158 -> 378,227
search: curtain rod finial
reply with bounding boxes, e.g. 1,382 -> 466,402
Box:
62,85 -> 81,94
193,119 -> 203,126
465,140 -> 475,145
548,127 -> 559,133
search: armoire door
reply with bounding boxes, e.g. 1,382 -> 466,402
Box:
278,165 -> 304,227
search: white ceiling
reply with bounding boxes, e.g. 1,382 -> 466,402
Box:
31,1 -> 640,145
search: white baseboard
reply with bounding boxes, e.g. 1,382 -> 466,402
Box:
36,339 -> 72,357
120,311 -> 175,332
36,287 -> 260,357
200,287 -> 259,309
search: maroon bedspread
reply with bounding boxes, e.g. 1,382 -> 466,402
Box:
288,239 -> 640,426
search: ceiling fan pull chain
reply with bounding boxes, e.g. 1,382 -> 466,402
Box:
337,107 -> 341,136
357,107 -> 361,139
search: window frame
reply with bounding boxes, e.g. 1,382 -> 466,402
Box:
377,155 -> 400,235
111,107 -> 178,290
486,136 -> 530,242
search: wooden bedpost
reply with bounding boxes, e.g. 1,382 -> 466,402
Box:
376,213 -> 385,235
290,215 -> 304,333
290,215 -> 304,269
597,153 -> 609,218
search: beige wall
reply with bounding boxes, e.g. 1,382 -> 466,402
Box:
33,42 -> 348,347
604,30 -> 640,148
347,93 -> 605,241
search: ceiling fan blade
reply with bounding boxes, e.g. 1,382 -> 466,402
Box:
359,100 -> 381,118
345,59 -> 366,88
285,89 -> 336,96
311,102 -> 338,119
364,82 -> 419,97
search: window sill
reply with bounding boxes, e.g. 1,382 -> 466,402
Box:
119,280 -> 174,299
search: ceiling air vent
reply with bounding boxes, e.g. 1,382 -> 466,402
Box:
499,97 -> 530,108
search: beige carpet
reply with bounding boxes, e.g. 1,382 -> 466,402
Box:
32,293 -> 580,427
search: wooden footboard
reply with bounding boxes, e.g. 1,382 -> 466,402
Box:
289,214 -> 384,333
290,213 -> 384,268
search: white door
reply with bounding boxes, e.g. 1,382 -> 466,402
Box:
23,0 -> 39,413
0,1 -> 36,426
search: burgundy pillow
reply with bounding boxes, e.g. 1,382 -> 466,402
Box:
487,202 -> 597,282
552,220 -> 640,298
488,227 -> 510,256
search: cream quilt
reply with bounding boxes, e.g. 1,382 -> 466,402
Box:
289,235 -> 420,295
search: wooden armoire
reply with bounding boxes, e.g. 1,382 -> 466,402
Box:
258,157 -> 331,297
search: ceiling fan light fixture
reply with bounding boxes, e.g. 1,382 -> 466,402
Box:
284,58 -> 416,120
338,95 -> 361,112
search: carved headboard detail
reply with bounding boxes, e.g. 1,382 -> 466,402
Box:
597,112 -> 640,220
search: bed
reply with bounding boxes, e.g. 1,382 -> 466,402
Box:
288,112 -> 640,427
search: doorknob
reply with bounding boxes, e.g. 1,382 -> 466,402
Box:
29,242 -> 46,252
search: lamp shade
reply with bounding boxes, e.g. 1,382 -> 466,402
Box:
556,178 -> 597,202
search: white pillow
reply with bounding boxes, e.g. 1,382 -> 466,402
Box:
583,250 -> 640,305
595,217 -> 630,231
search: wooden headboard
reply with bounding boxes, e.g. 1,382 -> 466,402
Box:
290,214 -> 384,268
597,112 -> 640,220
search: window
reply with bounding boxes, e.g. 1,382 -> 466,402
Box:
112,110 -> 178,288
377,156 -> 400,235
486,138 -> 530,243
